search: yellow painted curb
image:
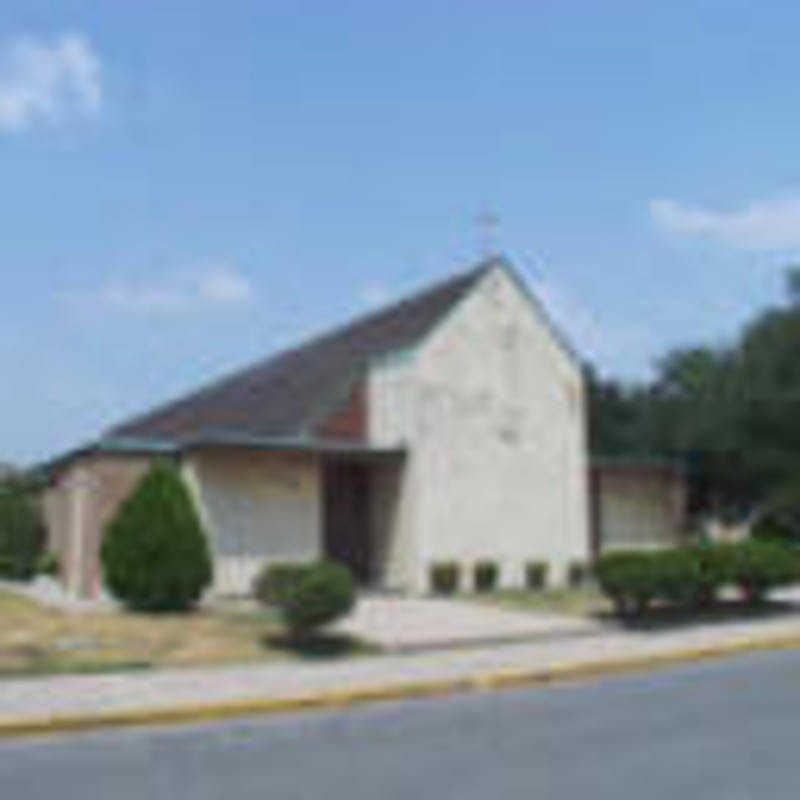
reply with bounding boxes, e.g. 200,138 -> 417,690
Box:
2,634 -> 800,740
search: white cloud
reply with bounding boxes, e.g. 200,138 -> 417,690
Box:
531,274 -> 658,380
63,269 -> 254,315
529,275 -> 604,358
650,195 -> 800,251
198,270 -> 254,304
510,251 -> 655,380
358,281 -> 391,308
0,33 -> 100,131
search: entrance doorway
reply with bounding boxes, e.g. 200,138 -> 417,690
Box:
323,460 -> 373,584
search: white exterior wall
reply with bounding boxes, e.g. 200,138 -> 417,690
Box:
598,468 -> 686,551
182,449 -> 322,595
369,265 -> 589,591
368,350 -> 422,590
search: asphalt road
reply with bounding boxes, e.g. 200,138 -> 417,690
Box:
3,649 -> 800,799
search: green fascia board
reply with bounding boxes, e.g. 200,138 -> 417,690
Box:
371,347 -> 416,368
96,437 -> 179,454
34,437 -> 180,481
590,455 -> 686,474
38,432 -> 405,480
179,431 -> 405,456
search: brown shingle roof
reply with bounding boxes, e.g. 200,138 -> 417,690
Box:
108,259 -> 497,443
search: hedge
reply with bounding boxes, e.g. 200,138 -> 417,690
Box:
732,540 -> 798,603
473,561 -> 499,592
595,551 -> 658,616
693,544 -> 738,606
651,548 -> 703,608
596,542 -> 800,616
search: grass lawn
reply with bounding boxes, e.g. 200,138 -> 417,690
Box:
468,586 -> 612,617
0,590 -> 369,678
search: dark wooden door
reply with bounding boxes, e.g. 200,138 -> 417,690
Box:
323,461 -> 372,584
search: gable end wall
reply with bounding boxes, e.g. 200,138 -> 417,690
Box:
369,264 -> 589,591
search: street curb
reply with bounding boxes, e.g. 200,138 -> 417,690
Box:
2,634 -> 800,740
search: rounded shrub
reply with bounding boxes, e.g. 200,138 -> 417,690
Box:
101,461 -> 212,612
253,562 -> 310,607
282,561 -> 355,635
430,562 -> 460,594
595,551 -> 656,616
473,561 -> 499,592
730,540 -> 798,604
692,543 -> 738,606
525,561 -> 549,590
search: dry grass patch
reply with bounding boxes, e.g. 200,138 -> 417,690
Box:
469,586 -> 613,618
0,590 -> 345,677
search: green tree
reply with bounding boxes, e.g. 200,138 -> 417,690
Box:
586,267 -> 800,521
736,289 -> 800,499
650,346 -> 749,514
0,481 -> 44,579
101,461 -> 212,611
584,363 -> 653,456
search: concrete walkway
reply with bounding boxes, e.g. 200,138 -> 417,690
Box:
2,612 -> 800,725
333,595 -> 601,651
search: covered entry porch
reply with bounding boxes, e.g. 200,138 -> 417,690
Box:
185,442 -> 406,597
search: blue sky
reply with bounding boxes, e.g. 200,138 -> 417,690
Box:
3,1 -> 800,464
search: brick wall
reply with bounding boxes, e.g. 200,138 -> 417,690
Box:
314,380 -> 368,441
44,454 -> 154,598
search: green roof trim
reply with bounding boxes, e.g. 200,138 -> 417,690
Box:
33,437 -> 180,481
38,433 -> 405,479
590,455 -> 685,473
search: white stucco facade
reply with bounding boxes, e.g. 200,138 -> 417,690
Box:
182,450 -> 322,595
369,264 -> 590,591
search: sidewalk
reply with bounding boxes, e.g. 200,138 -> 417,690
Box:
333,594 -> 602,651
2,612 -> 800,735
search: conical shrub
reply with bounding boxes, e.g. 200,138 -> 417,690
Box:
101,461 -> 212,611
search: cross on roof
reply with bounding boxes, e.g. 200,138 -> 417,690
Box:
476,208 -> 500,258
